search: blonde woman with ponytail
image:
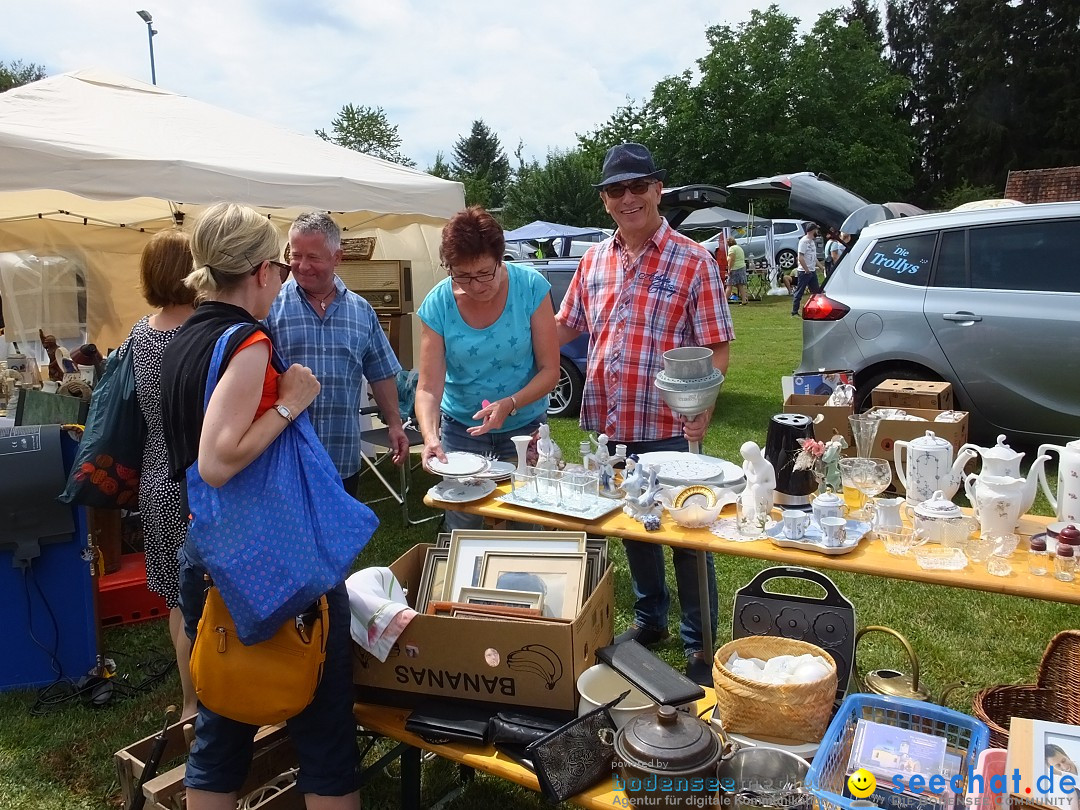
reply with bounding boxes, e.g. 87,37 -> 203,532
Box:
160,203 -> 363,810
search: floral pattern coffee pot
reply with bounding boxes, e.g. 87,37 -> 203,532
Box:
963,473 -> 1026,537
1037,438 -> 1080,523
894,430 -> 976,504
960,434 -> 1048,517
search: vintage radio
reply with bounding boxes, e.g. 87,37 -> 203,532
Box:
336,259 -> 412,314
379,313 -> 413,369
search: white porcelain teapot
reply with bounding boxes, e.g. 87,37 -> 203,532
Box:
964,473 -> 1026,537
1038,438 -> 1080,523
894,430 -> 976,504
960,434 -> 1048,517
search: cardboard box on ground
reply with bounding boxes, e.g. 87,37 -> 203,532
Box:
865,407 -> 970,495
871,379 -> 954,411
353,543 -> 614,713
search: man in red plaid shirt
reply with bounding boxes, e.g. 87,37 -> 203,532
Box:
556,143 -> 734,684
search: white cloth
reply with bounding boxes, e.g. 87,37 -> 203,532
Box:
345,567 -> 417,663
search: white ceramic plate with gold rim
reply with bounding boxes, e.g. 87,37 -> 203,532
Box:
427,451 -> 490,477
426,479 -> 497,503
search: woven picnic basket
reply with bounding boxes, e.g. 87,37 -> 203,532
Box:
712,635 -> 837,743
973,629 -> 1080,749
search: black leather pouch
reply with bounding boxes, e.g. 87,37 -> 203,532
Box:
524,691 -> 627,803
489,711 -> 563,747
404,701 -> 493,746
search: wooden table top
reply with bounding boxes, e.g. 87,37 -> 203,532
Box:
354,690 -> 720,809
425,484 -> 1075,605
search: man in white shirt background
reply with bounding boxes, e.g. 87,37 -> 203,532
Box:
792,222 -> 822,316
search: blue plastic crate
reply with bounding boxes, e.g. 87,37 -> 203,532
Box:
808,692 -> 990,810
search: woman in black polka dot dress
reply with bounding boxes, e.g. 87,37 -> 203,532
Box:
127,230 -> 197,716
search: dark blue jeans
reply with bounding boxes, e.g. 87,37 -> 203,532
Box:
792,271 -> 821,314
620,436 -> 719,654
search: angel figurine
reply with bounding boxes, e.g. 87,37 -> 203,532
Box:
535,423 -> 562,472
739,441 -> 776,530
821,433 -> 848,495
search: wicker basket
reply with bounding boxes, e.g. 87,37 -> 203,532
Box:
973,629 -> 1080,749
712,636 -> 837,743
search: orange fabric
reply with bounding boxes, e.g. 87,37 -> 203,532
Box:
235,332 -> 280,418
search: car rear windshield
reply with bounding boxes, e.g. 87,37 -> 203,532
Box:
858,233 -> 936,286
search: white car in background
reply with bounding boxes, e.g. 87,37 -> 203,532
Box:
700,219 -> 818,271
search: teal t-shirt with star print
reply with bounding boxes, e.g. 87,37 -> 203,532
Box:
418,261 -> 551,430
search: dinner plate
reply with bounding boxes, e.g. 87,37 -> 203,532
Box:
634,451 -> 743,486
427,451 -> 490,477
473,460 -> 515,480
426,478 -> 497,504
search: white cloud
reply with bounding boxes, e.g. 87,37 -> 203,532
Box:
1,0 -> 838,169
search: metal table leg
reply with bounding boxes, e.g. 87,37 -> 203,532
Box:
400,745 -> 422,810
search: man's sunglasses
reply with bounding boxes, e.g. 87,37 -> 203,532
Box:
601,180 -> 657,199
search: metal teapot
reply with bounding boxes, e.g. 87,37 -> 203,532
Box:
853,626 -> 965,704
961,434 -> 1048,517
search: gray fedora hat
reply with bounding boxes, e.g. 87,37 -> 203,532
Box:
593,143 -> 668,188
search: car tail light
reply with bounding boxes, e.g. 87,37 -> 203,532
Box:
802,293 -> 850,321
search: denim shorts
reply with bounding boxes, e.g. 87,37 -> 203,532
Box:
178,546 -> 360,796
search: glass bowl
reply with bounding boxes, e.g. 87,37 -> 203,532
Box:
914,546 -> 968,571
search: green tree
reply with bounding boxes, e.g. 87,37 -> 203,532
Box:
936,180 -> 999,210
501,148 -> 608,229
0,59 -> 46,93
426,151 -> 452,180
316,103 -> 416,167
450,120 -> 511,208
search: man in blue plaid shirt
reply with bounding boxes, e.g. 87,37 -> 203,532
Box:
267,213 -> 408,496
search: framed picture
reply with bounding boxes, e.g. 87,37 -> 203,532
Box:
435,532 -> 452,548
415,546 -> 449,614
457,586 -> 544,612
1028,719 -> 1080,810
479,551 -> 588,620
443,530 -> 586,607
425,601 -> 542,619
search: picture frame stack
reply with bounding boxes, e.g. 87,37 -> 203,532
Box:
412,531 -> 608,621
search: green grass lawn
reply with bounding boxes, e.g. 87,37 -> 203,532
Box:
1,292 -> 1075,809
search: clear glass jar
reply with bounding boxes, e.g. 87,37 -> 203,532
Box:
1028,535 -> 1048,577
1054,543 -> 1075,582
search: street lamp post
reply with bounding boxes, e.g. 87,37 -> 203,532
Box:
136,10 -> 157,85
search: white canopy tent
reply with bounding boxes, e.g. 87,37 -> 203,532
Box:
0,69 -> 465,356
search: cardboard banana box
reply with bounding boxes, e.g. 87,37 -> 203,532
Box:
352,543 -> 613,713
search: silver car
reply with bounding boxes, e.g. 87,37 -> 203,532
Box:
701,218 -> 817,271
798,202 -> 1080,444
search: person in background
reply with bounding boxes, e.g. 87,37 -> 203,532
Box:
791,222 -> 822,316
127,230 -> 198,717
266,212 -> 407,498
713,239 -> 729,289
556,143 -> 734,685
415,206 -> 560,531
824,228 -> 842,278
726,236 -> 749,306
161,203 -> 360,810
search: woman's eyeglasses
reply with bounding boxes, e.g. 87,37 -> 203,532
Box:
445,262 -> 500,284
601,180 -> 656,199
248,258 -> 292,283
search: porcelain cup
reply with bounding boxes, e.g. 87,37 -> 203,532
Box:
820,516 -> 848,547
782,510 -> 811,540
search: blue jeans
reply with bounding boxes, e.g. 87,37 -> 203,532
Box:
620,436 -> 719,654
792,271 -> 821,314
439,412 -> 543,531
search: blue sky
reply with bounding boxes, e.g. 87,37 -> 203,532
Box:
2,0 -> 840,169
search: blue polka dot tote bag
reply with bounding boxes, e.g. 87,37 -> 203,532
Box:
186,325 -> 379,645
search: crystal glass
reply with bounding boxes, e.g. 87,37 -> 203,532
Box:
964,533 -> 998,564
562,471 -> 599,511
879,526 -> 927,556
511,470 -> 537,503
848,413 -> 881,459
534,467 -> 562,506
839,457 -> 892,521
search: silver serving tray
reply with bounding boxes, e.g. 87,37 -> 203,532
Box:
496,490 -> 625,522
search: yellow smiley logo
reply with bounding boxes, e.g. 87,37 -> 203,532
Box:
848,768 -> 877,799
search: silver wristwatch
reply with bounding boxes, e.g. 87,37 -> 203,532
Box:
273,403 -> 294,423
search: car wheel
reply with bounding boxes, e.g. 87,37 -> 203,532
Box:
776,249 -> 797,271
548,357 -> 584,419
855,368 -> 943,413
